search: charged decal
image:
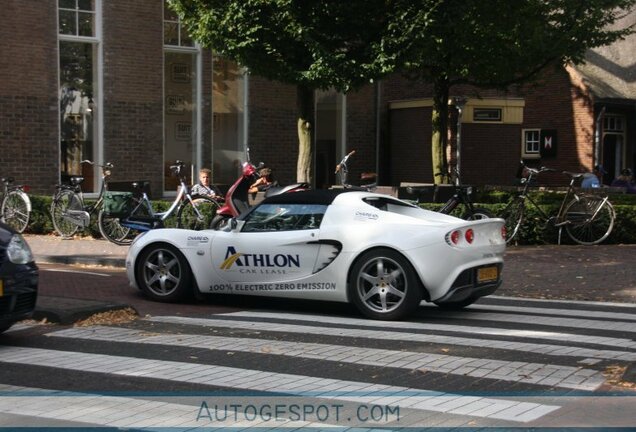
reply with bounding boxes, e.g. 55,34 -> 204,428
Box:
354,210 -> 379,221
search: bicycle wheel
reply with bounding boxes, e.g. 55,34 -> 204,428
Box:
499,199 -> 524,243
462,206 -> 493,220
1,190 -> 30,233
564,196 -> 615,245
177,196 -> 220,230
51,189 -> 82,238
98,209 -> 133,245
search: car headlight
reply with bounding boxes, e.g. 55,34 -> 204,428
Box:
7,234 -> 34,264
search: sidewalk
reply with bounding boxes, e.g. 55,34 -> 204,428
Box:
24,234 -> 127,268
24,234 -> 636,324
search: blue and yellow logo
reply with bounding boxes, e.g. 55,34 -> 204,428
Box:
220,246 -> 300,270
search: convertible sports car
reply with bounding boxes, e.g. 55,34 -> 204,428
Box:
126,189 -> 506,320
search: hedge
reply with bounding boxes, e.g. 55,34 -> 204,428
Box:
420,188 -> 636,245
25,190 -> 636,245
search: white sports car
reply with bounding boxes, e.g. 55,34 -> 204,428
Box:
126,189 -> 506,320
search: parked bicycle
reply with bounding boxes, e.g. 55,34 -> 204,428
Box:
500,161 -> 615,245
106,160 -> 221,244
0,176 -> 32,233
50,160 -> 129,241
407,169 -> 493,220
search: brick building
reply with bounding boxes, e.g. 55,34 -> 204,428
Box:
1,1 -> 634,196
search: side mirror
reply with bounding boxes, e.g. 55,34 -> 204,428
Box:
230,218 -> 238,230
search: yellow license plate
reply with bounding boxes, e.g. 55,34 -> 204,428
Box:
477,266 -> 498,283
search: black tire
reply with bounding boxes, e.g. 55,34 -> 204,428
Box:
135,243 -> 193,302
210,214 -> 232,230
1,190 -> 30,233
564,196 -> 615,245
98,209 -> 133,245
434,297 -> 478,310
177,196 -> 220,230
51,189 -> 82,238
500,199 -> 524,244
348,248 -> 422,320
462,206 -> 493,220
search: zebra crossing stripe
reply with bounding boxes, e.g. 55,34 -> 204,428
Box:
0,346 -> 560,423
0,385 -> 334,429
460,303 -> 636,322
149,315 -> 636,362
49,326 -> 607,391
228,308 -> 636,336
227,310 -> 636,350
428,309 -> 636,333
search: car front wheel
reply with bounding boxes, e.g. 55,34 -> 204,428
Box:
136,243 -> 193,302
348,248 -> 422,320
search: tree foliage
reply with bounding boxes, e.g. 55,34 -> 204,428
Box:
170,0 -> 432,92
168,0 -> 437,182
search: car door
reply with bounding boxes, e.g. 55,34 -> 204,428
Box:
210,203 -> 328,285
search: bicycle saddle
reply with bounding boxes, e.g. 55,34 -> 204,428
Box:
69,176 -> 84,186
131,181 -> 150,189
563,171 -> 584,178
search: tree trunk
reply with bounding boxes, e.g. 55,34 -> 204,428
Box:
431,78 -> 450,184
296,84 -> 314,183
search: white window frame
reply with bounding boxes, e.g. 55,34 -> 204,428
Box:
57,0 -> 103,193
522,128 -> 541,159
58,0 -> 97,38
163,2 -> 201,195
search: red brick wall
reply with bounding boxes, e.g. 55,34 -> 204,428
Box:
380,66 -> 596,187
102,1 -> 164,193
247,77 -> 300,186
346,85 -> 378,185
0,0 -> 59,193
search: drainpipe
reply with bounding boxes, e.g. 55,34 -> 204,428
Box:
375,80 -> 381,184
595,106 -> 606,167
453,96 -> 467,186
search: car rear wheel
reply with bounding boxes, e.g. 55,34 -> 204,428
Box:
349,248 -> 422,320
136,243 -> 193,302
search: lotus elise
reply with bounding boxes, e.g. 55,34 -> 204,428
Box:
126,189 -> 505,320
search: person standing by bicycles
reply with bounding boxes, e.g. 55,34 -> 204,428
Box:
581,165 -> 605,188
191,168 -> 222,198
611,168 -> 636,193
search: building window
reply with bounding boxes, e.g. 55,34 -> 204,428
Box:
212,58 -> 246,185
522,129 -> 541,158
58,0 -> 100,191
164,1 -> 199,193
58,0 -> 96,37
164,2 -> 194,47
473,108 -> 502,122
604,115 -> 624,132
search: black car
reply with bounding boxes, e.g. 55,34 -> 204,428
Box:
0,222 -> 38,333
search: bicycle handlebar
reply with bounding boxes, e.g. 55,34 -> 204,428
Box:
335,150 -> 356,174
80,160 -> 114,169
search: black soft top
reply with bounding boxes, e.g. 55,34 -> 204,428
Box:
261,188 -> 353,206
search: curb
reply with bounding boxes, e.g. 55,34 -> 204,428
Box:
34,296 -> 135,325
36,255 -> 126,268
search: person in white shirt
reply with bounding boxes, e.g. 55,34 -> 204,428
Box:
191,168 -> 221,197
